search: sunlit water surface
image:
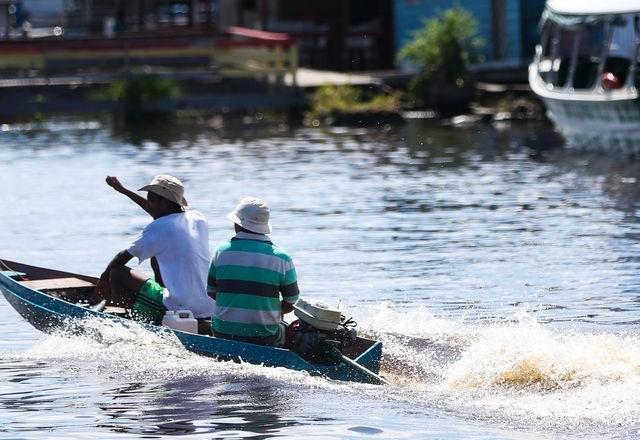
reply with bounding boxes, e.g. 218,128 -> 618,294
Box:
2,116 -> 640,439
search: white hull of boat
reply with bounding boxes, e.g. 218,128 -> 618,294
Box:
529,64 -> 640,154
543,95 -> 640,154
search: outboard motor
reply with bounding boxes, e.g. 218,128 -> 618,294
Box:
290,298 -> 357,363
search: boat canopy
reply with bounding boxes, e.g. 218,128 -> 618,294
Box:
547,1 -> 640,16
544,1 -> 640,26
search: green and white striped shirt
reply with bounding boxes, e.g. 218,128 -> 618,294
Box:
208,231 -> 300,338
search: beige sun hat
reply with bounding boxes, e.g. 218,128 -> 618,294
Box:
138,174 -> 188,207
227,197 -> 272,234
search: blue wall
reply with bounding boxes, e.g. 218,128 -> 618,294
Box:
521,0 -> 547,61
394,0 -> 545,66
505,0 -> 522,61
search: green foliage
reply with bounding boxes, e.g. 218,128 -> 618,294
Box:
399,7 -> 483,86
306,85 -> 402,122
89,76 -> 182,107
31,112 -> 45,123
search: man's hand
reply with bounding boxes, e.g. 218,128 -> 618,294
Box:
282,301 -> 294,314
106,176 -> 126,194
94,276 -> 111,302
106,175 -> 153,217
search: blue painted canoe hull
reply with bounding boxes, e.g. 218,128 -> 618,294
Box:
0,262 -> 383,384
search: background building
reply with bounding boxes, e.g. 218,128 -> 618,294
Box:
218,0 -> 395,71
394,0 -> 546,70
1,0 -> 547,74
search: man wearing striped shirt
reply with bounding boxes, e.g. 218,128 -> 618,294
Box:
208,197 -> 300,346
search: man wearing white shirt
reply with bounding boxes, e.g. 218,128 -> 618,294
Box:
99,174 -> 215,325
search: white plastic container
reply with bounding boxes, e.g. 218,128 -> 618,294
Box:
162,310 -> 198,334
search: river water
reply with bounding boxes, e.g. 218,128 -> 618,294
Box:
2,115 -> 640,439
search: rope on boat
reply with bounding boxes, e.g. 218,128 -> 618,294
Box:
0,259 -> 27,281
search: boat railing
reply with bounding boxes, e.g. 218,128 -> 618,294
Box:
533,12 -> 640,97
625,25 -> 640,89
565,26 -> 582,89
594,22 -> 614,92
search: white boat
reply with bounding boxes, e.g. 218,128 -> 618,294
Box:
529,1 -> 640,154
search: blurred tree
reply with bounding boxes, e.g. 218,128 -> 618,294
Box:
398,7 -> 484,112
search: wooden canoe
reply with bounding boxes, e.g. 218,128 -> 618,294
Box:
0,260 -> 383,384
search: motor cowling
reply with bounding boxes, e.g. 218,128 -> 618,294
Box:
290,299 -> 357,363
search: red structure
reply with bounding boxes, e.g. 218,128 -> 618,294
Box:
221,0 -> 394,71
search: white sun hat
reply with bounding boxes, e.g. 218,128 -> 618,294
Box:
138,174 -> 188,207
226,197 -> 272,234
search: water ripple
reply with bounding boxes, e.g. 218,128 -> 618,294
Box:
2,116 -> 640,438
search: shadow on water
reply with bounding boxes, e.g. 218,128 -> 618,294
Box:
97,376 -> 297,437
543,150 -> 640,218
109,112 -> 295,147
399,118 -> 565,169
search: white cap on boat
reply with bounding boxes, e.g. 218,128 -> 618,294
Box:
293,298 -> 342,331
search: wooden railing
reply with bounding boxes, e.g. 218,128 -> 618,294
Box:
0,32 -> 216,75
213,27 -> 297,85
0,27 -> 298,85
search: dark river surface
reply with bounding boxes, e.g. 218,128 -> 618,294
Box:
2,115 -> 640,439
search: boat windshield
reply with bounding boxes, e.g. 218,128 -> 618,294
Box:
537,13 -> 640,91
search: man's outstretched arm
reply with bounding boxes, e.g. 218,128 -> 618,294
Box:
106,176 -> 153,217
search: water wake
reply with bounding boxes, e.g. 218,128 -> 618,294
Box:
358,303 -> 640,432
13,317 -> 341,391
11,306 -> 640,433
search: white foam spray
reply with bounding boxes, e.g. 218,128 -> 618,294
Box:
355,302 -> 640,433
15,317 -> 344,391
13,305 -> 640,434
